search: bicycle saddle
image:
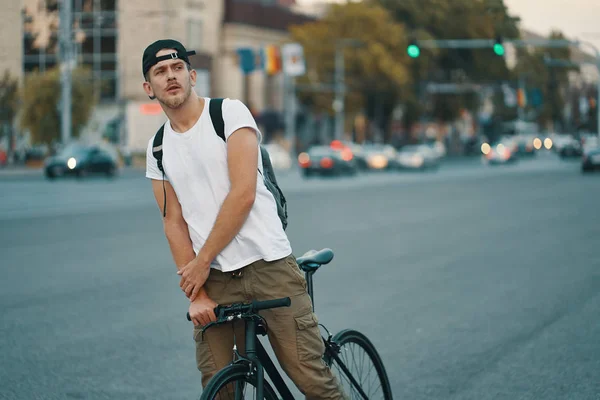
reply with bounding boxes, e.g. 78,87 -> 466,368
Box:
296,248 -> 334,271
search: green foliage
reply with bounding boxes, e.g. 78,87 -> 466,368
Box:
0,70 -> 19,126
289,2 -> 412,121
514,31 -> 573,128
19,66 -> 97,145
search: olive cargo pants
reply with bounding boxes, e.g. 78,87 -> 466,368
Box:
193,255 -> 346,399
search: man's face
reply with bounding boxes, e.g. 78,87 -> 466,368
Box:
143,48 -> 196,109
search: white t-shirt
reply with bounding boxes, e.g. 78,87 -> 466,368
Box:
146,98 -> 292,272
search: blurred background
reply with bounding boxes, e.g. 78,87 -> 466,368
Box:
1,1 -> 600,399
0,0 -> 598,172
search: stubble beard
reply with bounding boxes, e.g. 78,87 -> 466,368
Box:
158,80 -> 193,110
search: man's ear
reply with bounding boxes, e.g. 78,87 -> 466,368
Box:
190,68 -> 197,87
143,81 -> 156,100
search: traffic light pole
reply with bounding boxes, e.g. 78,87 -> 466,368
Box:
412,38 -> 600,139
413,38 -> 574,50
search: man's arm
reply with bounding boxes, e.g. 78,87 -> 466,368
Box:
151,179 -> 217,326
178,127 -> 259,300
196,127 -> 258,264
151,179 -> 196,269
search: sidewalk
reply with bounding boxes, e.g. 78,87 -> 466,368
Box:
0,165 -> 43,177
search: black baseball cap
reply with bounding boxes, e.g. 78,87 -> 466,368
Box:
142,39 -> 196,77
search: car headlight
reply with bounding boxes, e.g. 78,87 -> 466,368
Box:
67,157 -> 77,169
368,155 -> 388,169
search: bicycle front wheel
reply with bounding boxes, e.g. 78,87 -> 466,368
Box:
324,329 -> 393,400
200,363 -> 279,400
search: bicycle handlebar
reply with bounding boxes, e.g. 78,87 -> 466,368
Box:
186,297 -> 291,322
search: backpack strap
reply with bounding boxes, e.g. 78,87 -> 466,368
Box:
209,98 -> 226,142
209,97 -> 265,178
152,124 -> 167,217
152,124 -> 165,173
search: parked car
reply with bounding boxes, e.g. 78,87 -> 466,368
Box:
44,144 -> 118,179
297,145 -> 357,177
581,146 -> 600,173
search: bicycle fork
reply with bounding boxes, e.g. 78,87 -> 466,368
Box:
243,319 -> 264,399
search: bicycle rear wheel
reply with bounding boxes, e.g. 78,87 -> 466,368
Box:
199,363 -> 279,400
324,329 -> 393,400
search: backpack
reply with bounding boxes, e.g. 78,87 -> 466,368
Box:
152,98 -> 288,230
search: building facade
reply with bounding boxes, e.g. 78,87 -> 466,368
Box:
10,0 -> 313,154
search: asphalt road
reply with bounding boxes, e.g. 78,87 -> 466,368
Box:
1,153 -> 599,400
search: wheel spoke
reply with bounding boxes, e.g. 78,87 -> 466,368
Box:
327,333 -> 390,400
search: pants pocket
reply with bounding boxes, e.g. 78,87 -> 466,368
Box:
193,326 -> 216,376
294,310 -> 325,362
284,255 -> 308,290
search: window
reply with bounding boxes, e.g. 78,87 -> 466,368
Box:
186,18 -> 203,51
22,1 -> 118,101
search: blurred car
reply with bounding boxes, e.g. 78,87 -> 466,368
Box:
581,135 -> 599,153
581,146 -> 600,173
332,140 -> 368,170
552,134 -> 582,158
396,144 -> 440,170
515,135 -> 537,157
360,143 -> 398,170
482,140 -> 518,165
44,144 -> 118,179
297,145 -> 356,177
263,143 -> 292,171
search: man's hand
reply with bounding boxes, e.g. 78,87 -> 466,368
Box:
177,258 -> 211,301
188,294 -> 218,327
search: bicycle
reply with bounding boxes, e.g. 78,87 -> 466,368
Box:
186,248 -> 393,399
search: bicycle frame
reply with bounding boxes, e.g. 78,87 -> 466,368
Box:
232,267 -> 368,400
239,317 -> 296,400
232,268 -> 317,399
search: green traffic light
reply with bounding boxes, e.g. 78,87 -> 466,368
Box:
493,43 -> 505,56
407,45 -> 420,58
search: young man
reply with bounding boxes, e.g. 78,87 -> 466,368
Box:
142,39 -> 345,398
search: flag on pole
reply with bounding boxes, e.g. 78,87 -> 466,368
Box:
281,43 -> 306,77
236,48 -> 256,74
262,45 -> 282,75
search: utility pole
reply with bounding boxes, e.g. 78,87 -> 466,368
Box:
59,0 -> 73,145
517,74 -> 525,135
333,46 -> 344,141
284,75 -> 296,157
574,41 -> 600,141
333,39 -> 362,141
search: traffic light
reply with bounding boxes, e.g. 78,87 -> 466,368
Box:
493,36 -> 505,56
407,40 -> 420,58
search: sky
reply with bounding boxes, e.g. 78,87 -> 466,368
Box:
296,0 -> 600,57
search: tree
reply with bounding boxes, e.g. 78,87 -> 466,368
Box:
373,0 -> 520,124
19,66 -> 96,145
0,71 -> 19,161
514,31 -> 573,130
288,2 -> 413,141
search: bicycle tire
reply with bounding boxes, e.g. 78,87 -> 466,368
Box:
324,329 -> 393,400
199,363 -> 279,400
